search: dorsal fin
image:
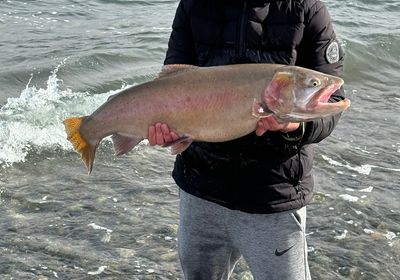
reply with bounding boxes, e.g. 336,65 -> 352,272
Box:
157,64 -> 198,79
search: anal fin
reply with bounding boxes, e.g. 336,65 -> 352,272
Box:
163,136 -> 193,155
111,133 -> 143,156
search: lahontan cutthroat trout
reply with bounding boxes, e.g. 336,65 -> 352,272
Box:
63,64 -> 350,173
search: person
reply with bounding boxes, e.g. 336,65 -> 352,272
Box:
148,0 -> 345,279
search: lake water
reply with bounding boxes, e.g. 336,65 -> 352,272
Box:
0,0 -> 399,279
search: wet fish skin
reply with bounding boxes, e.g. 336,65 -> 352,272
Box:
63,64 -> 350,173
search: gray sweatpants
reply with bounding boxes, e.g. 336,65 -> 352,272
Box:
178,190 -> 311,280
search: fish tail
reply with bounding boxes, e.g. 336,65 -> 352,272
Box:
63,116 -> 97,174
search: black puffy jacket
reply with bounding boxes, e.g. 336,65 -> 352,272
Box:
164,0 -> 345,213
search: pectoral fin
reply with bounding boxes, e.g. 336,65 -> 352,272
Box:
111,133 -> 143,156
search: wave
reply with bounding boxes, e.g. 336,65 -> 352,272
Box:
0,62 -> 132,167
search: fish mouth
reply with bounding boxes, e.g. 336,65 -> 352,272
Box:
312,79 -> 344,105
307,78 -> 350,115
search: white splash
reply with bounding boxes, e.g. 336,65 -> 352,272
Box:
87,266 -> 107,275
321,155 -> 372,175
88,222 -> 113,243
384,231 -> 397,241
321,155 -> 400,175
88,223 -> 113,233
363,228 -> 375,234
339,194 -> 359,202
0,63 -> 132,167
334,229 -> 348,240
359,186 -> 373,193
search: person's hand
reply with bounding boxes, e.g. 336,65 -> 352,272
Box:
148,123 -> 180,146
255,115 -> 300,136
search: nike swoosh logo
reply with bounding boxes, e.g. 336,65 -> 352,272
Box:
275,245 -> 295,256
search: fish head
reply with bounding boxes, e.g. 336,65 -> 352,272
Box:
263,66 -> 349,122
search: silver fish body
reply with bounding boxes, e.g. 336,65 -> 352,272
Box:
63,64 -> 349,173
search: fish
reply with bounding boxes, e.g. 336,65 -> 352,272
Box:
63,63 -> 350,173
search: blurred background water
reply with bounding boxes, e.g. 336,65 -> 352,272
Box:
0,0 -> 399,279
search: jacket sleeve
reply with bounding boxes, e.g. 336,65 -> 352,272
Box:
296,1 -> 346,145
164,1 -> 198,65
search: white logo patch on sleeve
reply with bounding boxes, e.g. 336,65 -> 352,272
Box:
325,41 -> 339,64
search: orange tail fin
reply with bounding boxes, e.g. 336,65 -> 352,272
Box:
63,116 -> 97,174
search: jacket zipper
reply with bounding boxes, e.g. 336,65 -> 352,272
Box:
237,0 -> 247,62
294,142 -> 304,206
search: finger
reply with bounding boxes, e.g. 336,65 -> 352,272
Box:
266,116 -> 280,130
255,127 -> 266,136
155,123 -> 164,145
271,116 -> 290,130
171,131 -> 180,142
280,122 -> 299,133
262,116 -> 289,131
148,125 -> 156,146
161,123 -> 173,143
281,122 -> 289,131
255,120 -> 267,136
273,120 -> 289,131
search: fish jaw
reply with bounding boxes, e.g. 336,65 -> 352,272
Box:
262,66 -> 349,121
291,76 -> 350,120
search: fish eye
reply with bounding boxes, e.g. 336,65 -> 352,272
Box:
310,79 -> 321,87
